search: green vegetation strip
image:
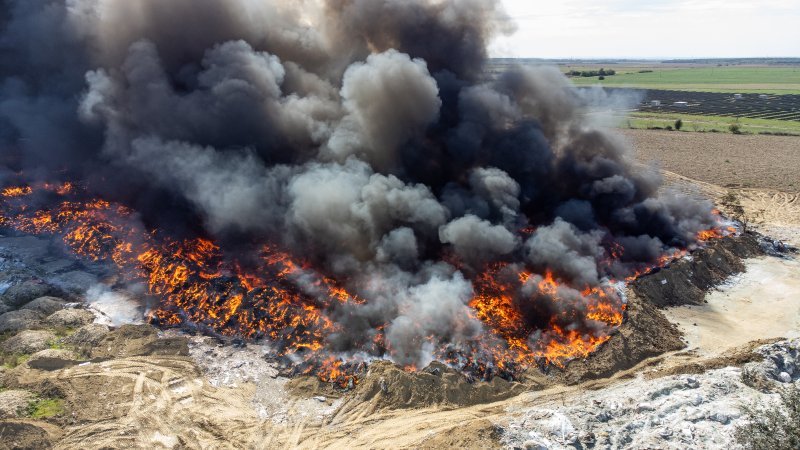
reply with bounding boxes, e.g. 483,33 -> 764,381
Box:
617,112 -> 800,135
568,67 -> 800,94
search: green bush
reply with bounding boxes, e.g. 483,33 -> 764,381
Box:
25,398 -> 65,419
735,385 -> 800,450
674,119 -> 683,130
729,123 -> 742,134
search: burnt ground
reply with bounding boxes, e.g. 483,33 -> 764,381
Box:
632,233 -> 764,308
0,229 -> 792,450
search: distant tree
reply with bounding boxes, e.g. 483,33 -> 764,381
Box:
674,119 -> 683,130
598,75 -> 605,80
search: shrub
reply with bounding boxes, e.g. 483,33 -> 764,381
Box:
735,385 -> 800,450
729,123 -> 742,134
25,398 -> 65,419
674,119 -> 683,130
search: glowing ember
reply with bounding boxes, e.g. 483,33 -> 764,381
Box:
1,186 -> 32,198
0,182 -> 736,385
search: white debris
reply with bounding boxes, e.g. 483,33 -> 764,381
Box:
503,339 -> 800,450
182,333 -> 343,425
637,402 -> 656,412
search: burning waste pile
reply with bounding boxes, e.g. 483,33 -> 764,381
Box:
0,0 -> 734,387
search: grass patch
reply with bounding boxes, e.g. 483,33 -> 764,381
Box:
47,339 -> 65,350
25,398 -> 65,419
568,67 -> 800,94
52,327 -> 76,338
1,353 -> 30,369
618,112 -> 800,135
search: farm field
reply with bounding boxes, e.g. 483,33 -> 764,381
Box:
614,112 -> 800,135
622,128 -> 800,191
568,66 -> 800,94
486,60 -> 800,93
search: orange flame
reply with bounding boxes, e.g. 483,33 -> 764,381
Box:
0,181 -> 735,383
1,186 -> 32,198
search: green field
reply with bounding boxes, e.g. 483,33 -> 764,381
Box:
568,67 -> 800,94
608,111 -> 800,135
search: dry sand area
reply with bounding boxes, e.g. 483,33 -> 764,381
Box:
665,257 -> 800,356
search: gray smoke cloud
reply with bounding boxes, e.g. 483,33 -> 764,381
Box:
0,0 -> 717,369
525,218 -> 605,288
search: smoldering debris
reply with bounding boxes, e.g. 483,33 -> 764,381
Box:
0,0 -> 720,374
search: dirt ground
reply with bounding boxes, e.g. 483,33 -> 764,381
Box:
622,129 -> 800,192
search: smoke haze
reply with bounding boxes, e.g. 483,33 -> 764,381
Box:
0,0 -> 716,369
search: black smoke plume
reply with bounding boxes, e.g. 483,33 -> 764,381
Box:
0,0 -> 715,369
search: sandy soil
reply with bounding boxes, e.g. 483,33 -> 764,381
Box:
664,257 -> 800,357
622,128 -> 800,192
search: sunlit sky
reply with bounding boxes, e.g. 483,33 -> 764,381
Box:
491,0 -> 800,59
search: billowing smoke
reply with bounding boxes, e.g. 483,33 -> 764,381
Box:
0,0 -> 716,371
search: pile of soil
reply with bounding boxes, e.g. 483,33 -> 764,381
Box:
555,291 -> 685,384
632,233 -> 764,308
352,361 -> 525,409
288,360 -> 527,412
0,421 -> 59,449
558,232 -> 768,384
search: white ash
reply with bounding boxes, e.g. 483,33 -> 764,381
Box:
182,334 -> 342,425
502,339 -> 799,450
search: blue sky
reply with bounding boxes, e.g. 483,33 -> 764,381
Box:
491,0 -> 800,58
